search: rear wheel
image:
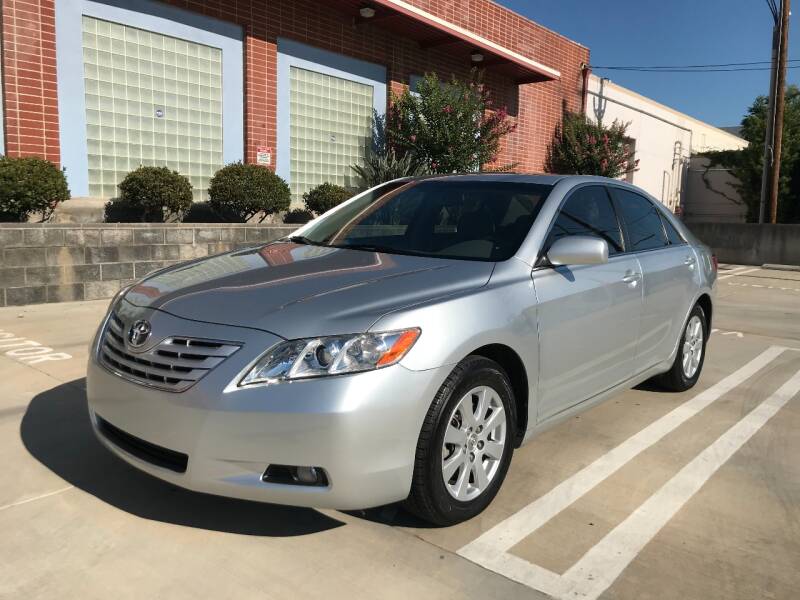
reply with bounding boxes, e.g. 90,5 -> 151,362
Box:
405,356 -> 516,525
658,303 -> 708,392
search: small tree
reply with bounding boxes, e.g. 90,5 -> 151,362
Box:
116,166 -> 192,222
303,182 -> 352,216
208,162 -> 291,222
0,156 -> 70,222
546,111 -> 637,179
702,85 -> 800,222
387,71 -> 516,173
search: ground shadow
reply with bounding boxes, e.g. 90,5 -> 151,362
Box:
343,504 -> 436,528
20,379 -> 344,537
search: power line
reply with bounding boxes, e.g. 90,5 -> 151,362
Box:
591,59 -> 800,70
591,65 -> 800,73
766,0 -> 779,20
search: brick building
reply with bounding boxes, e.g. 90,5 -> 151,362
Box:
1,0 -> 588,203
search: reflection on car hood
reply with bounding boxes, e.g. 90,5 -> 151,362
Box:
123,242 -> 494,339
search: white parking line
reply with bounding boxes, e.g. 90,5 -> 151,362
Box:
717,267 -> 761,280
561,368 -> 800,599
458,345 -> 788,598
0,486 -> 74,512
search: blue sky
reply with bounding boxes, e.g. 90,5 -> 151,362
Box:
501,0 -> 799,127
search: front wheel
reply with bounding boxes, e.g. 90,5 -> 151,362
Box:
405,356 -> 516,525
657,303 -> 708,392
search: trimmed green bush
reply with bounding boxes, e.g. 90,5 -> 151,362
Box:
182,201 -> 238,223
208,162 -> 291,222
117,166 -> 193,222
104,198 -> 145,223
303,182 -> 352,216
283,208 -> 314,224
0,156 -> 70,222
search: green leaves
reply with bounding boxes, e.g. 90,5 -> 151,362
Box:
303,182 -> 352,216
387,70 -> 515,174
115,166 -> 193,222
702,85 -> 800,223
208,162 -> 291,223
351,147 -> 428,188
546,112 -> 636,179
0,157 -> 70,222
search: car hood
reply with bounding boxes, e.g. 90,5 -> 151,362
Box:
123,242 -> 494,339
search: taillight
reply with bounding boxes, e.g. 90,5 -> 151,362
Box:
711,254 -> 718,273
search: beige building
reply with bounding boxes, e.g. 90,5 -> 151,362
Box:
585,75 -> 748,218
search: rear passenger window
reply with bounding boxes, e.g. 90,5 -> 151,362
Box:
661,215 -> 686,245
613,189 -> 668,252
546,186 -> 623,255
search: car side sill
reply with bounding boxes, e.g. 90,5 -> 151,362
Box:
520,361 -> 671,446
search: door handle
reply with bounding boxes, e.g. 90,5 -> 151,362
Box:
622,272 -> 642,286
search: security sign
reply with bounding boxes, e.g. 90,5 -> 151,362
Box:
257,146 -> 272,166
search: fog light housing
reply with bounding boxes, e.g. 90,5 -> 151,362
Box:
262,464 -> 329,487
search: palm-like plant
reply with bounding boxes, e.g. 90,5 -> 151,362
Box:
351,147 -> 429,188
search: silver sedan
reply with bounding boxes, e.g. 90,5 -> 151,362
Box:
86,174 -> 716,525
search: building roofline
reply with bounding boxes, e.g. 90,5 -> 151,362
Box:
486,0 -> 590,50
589,75 -> 747,144
374,0 -> 561,79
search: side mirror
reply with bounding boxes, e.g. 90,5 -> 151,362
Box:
547,236 -> 609,266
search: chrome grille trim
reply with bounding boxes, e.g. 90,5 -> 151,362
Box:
98,312 -> 241,392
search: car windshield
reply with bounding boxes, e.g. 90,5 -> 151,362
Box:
294,179 -> 553,261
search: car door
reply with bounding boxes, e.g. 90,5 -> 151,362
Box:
610,187 -> 698,371
532,185 -> 643,422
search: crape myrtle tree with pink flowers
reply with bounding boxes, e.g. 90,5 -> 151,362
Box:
387,70 -> 516,174
546,110 -> 638,179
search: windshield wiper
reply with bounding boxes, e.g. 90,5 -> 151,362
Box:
286,235 -> 328,247
331,243 -> 425,257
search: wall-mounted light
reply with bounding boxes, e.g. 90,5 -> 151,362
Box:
470,51 -> 484,63
359,6 -> 376,18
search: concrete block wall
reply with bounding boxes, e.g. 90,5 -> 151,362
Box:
687,223 -> 800,266
0,223 -> 295,307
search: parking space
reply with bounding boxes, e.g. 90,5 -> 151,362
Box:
1,265 -> 799,599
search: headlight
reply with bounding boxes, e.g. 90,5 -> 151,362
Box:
239,328 -> 421,386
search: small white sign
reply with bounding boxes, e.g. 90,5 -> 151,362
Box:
257,146 -> 272,166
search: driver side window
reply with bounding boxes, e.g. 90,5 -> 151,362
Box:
545,186 -> 624,255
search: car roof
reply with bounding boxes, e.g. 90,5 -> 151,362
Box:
403,173 -> 625,186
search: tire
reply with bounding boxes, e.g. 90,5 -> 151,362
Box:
405,355 -> 516,526
657,303 -> 708,392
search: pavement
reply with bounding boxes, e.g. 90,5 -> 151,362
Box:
1,264 -> 799,599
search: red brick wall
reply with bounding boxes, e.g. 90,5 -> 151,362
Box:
1,0 -> 60,164
1,0 -> 588,173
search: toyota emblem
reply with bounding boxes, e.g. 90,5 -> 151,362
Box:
127,320 -> 152,348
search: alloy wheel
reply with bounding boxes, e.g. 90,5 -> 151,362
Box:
681,315 -> 704,379
441,385 -> 507,501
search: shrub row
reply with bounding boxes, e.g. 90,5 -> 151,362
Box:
105,164 -> 353,224
0,155 -> 354,224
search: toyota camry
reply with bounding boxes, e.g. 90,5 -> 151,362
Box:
87,174 -> 716,525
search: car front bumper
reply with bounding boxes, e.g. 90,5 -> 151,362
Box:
86,309 -> 451,510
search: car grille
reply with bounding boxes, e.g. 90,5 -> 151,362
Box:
99,312 -> 241,392
95,414 -> 188,473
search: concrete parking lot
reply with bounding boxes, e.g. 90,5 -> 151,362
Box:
1,264 -> 799,600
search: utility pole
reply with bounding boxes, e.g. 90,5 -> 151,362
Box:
758,23 -> 778,224
770,0 -> 791,223
759,0 -> 791,224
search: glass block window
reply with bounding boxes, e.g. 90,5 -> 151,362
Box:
81,16 -> 223,201
289,66 -> 374,199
